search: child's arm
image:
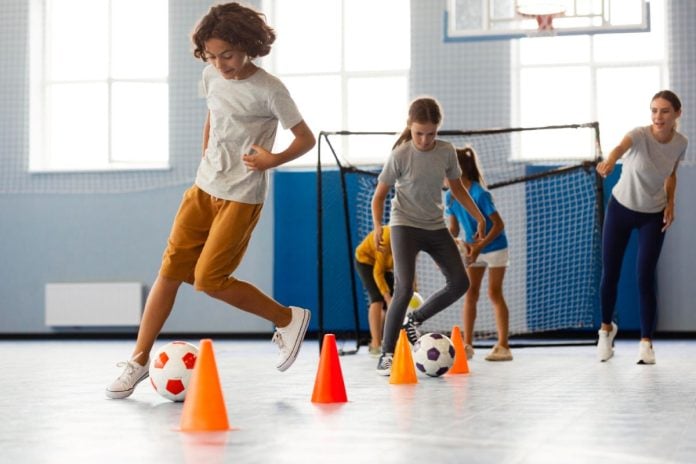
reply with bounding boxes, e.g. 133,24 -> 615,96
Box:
202,111 -> 211,157
469,211 -> 505,262
447,213 -> 461,238
447,178 -> 486,240
371,182 -> 390,253
243,120 -> 316,171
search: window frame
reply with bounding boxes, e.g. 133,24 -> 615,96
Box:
29,0 -> 170,173
261,0 -> 411,168
512,2 -> 667,161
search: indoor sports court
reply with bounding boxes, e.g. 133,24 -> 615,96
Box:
1,1 -> 695,463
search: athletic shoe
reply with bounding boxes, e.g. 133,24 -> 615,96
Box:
597,322 -> 618,362
273,306 -> 311,372
402,313 -> 422,345
368,345 -> 381,356
105,359 -> 149,399
464,344 -> 475,360
485,345 -> 513,361
376,353 -> 393,376
637,340 -> 656,365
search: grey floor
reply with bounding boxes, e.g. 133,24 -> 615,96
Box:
1,338 -> 695,464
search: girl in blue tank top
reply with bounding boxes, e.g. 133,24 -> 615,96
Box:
446,147 -> 512,362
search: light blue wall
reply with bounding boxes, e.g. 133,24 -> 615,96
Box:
1,0 -> 694,335
0,0 -> 272,334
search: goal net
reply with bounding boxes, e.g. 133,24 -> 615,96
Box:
316,124 -> 604,345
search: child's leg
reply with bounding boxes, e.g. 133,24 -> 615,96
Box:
132,275 -> 183,365
205,282 -> 291,326
191,198 -> 296,326
382,226 -> 419,353
462,266 -> 486,346
488,266 -> 509,348
354,261 -> 388,349
368,301 -> 384,348
415,228 -> 469,321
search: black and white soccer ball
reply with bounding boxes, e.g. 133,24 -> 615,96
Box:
413,333 -> 455,377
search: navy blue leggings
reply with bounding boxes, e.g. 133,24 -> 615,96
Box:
600,196 -> 665,339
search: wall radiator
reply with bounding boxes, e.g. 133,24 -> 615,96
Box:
45,282 -> 143,327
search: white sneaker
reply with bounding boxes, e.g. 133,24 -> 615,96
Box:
597,322 -> 618,362
637,340 -> 656,365
464,344 -> 475,360
272,306 -> 311,372
105,359 -> 149,399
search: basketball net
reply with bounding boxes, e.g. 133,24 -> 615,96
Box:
535,14 -> 556,31
516,1 -> 565,37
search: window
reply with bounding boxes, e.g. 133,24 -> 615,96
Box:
262,0 -> 410,166
30,0 -> 169,172
514,0 -> 666,160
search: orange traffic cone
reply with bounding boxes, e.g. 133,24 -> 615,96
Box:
389,329 -> 418,384
448,325 -> 470,374
311,334 -> 348,403
180,339 -> 230,431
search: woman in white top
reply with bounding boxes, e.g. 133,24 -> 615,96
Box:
595,90 -> 688,365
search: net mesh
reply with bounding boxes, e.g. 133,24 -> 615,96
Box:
317,124 -> 603,341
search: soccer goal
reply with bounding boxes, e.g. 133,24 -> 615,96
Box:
316,123 -> 604,352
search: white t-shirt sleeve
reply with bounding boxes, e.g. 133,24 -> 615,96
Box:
269,83 -> 303,130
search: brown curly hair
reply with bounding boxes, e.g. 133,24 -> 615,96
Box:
192,3 -> 276,61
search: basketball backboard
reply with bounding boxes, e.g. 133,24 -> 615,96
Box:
445,0 -> 650,41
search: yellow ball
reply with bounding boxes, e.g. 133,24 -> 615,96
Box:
409,291 -> 424,309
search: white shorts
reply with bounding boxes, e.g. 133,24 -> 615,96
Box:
466,248 -> 509,268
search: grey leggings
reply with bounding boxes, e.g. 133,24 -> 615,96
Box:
381,225 -> 469,353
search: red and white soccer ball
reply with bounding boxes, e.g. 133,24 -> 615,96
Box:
149,341 -> 199,401
413,333 -> 455,377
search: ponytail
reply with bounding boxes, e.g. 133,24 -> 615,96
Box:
392,97 -> 443,150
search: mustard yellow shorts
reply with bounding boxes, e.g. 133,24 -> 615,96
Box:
160,185 -> 263,291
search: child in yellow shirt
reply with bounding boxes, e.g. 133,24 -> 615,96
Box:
355,226 -> 394,355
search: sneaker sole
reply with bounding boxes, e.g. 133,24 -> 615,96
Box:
105,372 -> 149,399
276,309 -> 311,372
376,369 -> 391,377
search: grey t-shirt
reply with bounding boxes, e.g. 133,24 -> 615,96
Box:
612,126 -> 688,213
378,139 -> 462,230
195,66 -> 303,204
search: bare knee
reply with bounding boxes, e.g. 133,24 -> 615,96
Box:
466,286 -> 481,302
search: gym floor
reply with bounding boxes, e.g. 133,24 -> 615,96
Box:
1,338 -> 694,464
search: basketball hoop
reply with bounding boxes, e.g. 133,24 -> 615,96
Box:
516,2 -> 565,36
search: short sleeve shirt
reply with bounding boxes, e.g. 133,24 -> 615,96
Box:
378,140 -> 461,230
195,66 -> 303,204
445,182 -> 508,253
612,126 -> 688,213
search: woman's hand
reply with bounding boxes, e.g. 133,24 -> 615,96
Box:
596,159 -> 615,178
662,203 -> 675,232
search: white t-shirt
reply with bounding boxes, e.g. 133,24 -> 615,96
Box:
612,126 -> 688,213
195,65 -> 303,204
378,139 -> 462,230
